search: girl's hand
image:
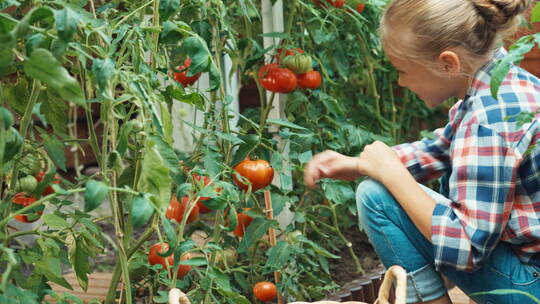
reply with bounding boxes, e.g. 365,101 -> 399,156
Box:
304,150 -> 363,188
357,140 -> 406,183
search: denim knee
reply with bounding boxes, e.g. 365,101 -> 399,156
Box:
356,178 -> 391,229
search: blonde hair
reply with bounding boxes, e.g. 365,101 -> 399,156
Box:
379,0 -> 531,74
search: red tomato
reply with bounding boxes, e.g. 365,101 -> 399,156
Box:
173,58 -> 201,87
356,3 -> 366,13
147,243 -> 192,278
253,281 -> 278,302
298,70 -> 322,89
328,0 -> 345,7
258,64 -> 297,93
233,210 -> 254,237
12,193 -> 41,223
274,47 -> 304,62
192,173 -> 221,213
166,196 -> 200,224
35,171 -> 60,196
233,158 -> 274,192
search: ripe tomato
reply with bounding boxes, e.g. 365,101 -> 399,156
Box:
274,47 -> 304,62
253,281 -> 277,302
173,58 -> 201,87
12,193 -> 42,223
258,64 -> 297,93
329,0 -> 345,7
192,173 -> 222,213
234,211 -> 254,237
147,243 -> 192,278
356,3 -> 366,13
166,196 -> 199,224
233,158 -> 274,192
35,171 -> 60,196
298,70 -> 322,89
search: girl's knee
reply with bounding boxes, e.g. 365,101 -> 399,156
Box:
356,178 -> 392,218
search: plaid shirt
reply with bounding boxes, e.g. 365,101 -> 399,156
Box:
393,48 -> 540,272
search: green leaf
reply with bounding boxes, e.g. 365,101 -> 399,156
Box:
67,236 -> 91,291
237,217 -> 271,254
131,194 -> 155,228
159,0 -> 181,21
0,33 -> 15,72
208,267 -> 232,292
92,58 -> 115,97
149,135 -> 180,175
179,257 -> 207,266
321,179 -> 355,205
24,48 -> 85,105
231,134 -> 259,167
181,36 -> 211,75
55,7 -> 79,42
138,138 -> 172,209
297,235 -> 340,259
266,118 -> 308,130
42,89 -> 69,136
532,2 -> 540,23
36,238 -> 72,290
218,290 -> 250,304
42,133 -> 67,172
264,241 -> 293,271
14,7 -> 55,38
84,180 -> 108,212
43,213 -> 70,229
490,37 -> 534,98
208,63 -> 221,92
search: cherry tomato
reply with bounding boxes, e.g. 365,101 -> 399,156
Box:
233,158 -> 274,192
253,281 -> 277,302
35,171 -> 60,196
258,64 -> 297,93
11,192 -> 42,223
298,70 -> 322,89
147,243 -> 192,278
356,3 -> 366,13
173,58 -> 201,87
166,196 -> 200,224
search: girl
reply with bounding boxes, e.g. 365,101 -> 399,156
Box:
304,0 -> 540,303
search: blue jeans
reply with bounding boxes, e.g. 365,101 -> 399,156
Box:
356,179 -> 540,304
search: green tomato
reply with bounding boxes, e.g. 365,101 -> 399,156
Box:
18,175 -> 38,193
282,54 -> 313,74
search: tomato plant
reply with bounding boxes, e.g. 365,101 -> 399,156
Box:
253,281 -> 278,302
233,158 -> 274,192
298,70 -> 322,89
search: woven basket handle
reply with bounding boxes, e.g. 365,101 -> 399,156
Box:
168,288 -> 191,304
375,265 -> 407,304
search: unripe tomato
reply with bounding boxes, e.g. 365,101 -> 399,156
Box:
11,193 -> 42,223
173,58 -> 201,87
233,158 -> 274,192
147,243 -> 192,278
282,54 -> 313,74
35,171 -> 60,196
275,47 -> 304,62
298,70 -> 322,89
18,175 -> 37,193
253,281 -> 277,302
258,64 -> 297,93
166,196 -> 200,224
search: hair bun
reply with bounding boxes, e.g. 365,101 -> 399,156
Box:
472,0 -> 531,26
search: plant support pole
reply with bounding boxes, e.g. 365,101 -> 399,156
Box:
264,190 -> 283,304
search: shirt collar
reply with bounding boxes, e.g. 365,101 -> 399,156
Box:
464,47 -> 508,101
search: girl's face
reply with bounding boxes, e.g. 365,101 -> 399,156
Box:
387,53 -> 466,108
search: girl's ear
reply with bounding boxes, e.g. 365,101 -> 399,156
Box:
438,51 -> 461,74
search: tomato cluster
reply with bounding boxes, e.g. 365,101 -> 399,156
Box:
259,48 -> 322,93
11,171 -> 60,223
